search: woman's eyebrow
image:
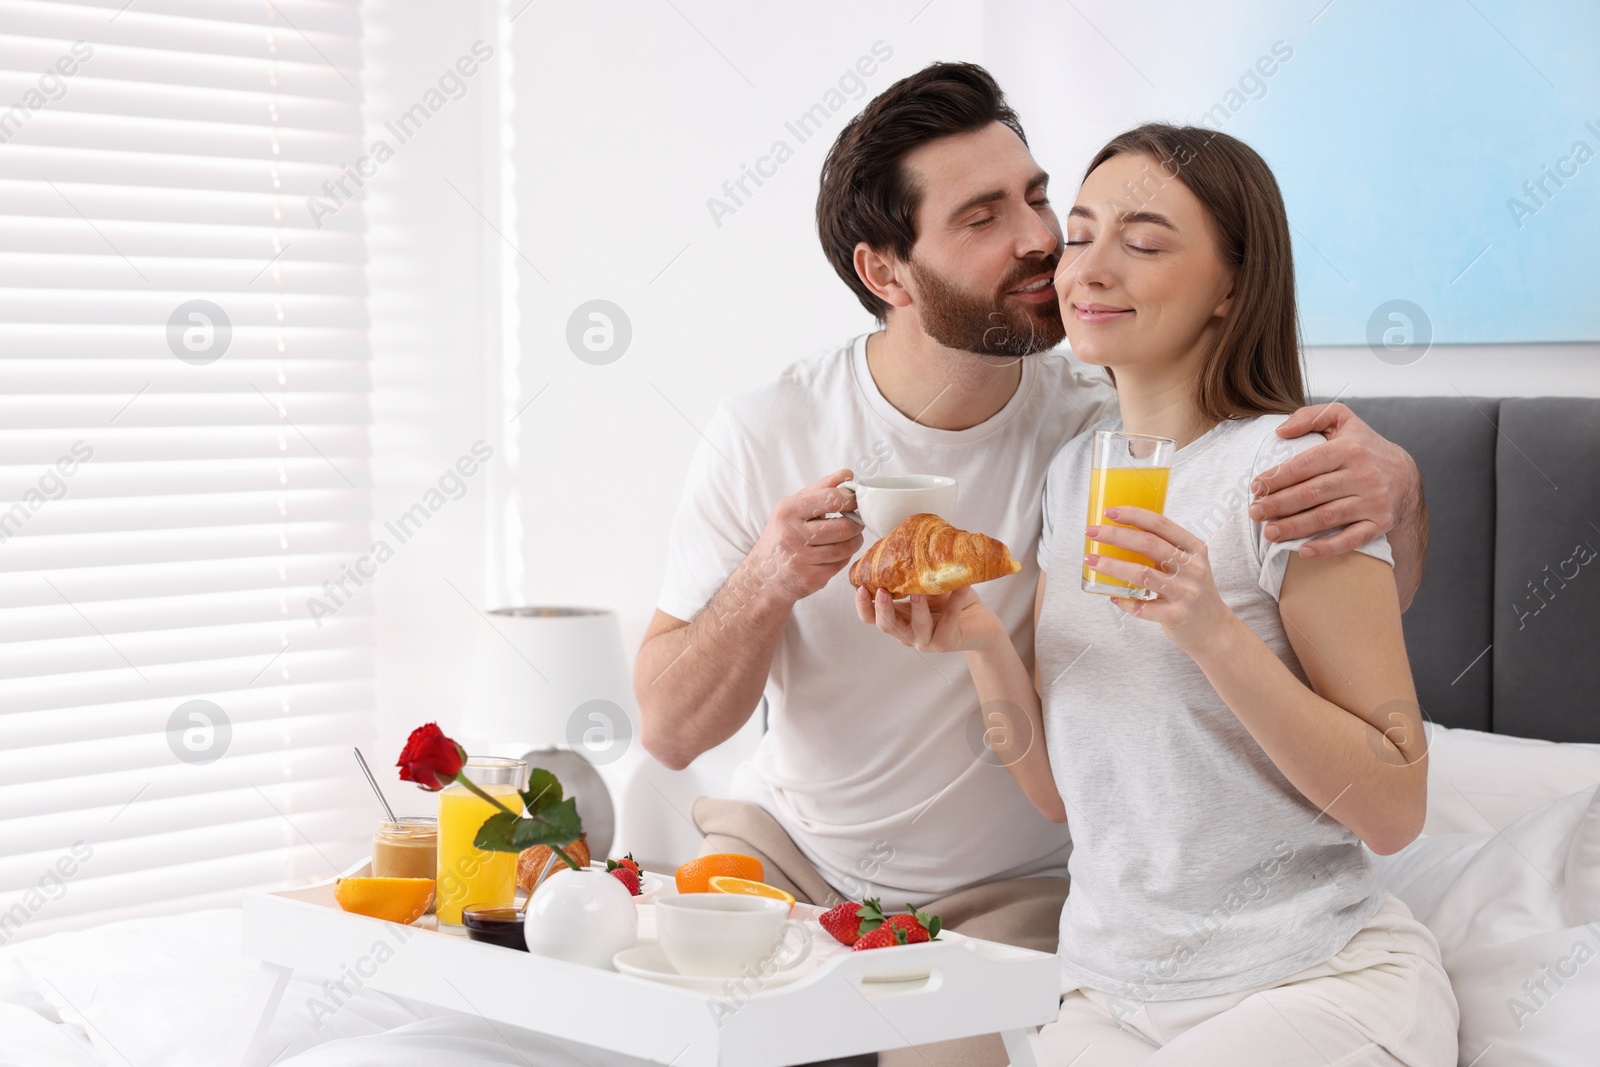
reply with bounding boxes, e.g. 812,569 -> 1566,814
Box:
1068,205 -> 1178,231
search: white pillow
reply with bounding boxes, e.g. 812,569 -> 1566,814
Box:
1374,785 -> 1600,1066
1423,724 -> 1600,836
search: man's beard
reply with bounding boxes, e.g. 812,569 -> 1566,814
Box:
909,255 -> 1066,357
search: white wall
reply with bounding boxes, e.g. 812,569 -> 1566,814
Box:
363,0 -> 505,815
1300,342 -> 1600,399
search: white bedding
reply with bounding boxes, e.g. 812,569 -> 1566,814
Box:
3,725 -> 1597,1067
1421,723 -> 1600,835
1372,783 -> 1600,1067
0,907 -> 650,1067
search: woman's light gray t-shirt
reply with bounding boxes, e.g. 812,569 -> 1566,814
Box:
1036,414 -> 1393,1001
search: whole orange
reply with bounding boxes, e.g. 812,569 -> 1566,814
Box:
674,853 -> 763,894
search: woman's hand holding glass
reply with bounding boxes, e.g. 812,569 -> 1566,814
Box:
1084,506 -> 1238,656
854,584 -> 1006,654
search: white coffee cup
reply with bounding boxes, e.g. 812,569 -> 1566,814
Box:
654,895 -> 812,978
838,475 -> 958,535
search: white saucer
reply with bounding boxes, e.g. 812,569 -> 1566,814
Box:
613,941 -> 819,990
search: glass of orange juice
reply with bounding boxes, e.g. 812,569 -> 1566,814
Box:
1083,429 -> 1176,601
436,756 -> 527,926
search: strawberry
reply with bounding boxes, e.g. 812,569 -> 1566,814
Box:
852,924 -> 910,951
607,865 -> 641,896
606,854 -> 641,878
819,897 -> 886,946
883,916 -> 930,944
883,903 -> 942,943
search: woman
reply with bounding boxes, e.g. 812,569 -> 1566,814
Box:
857,124 -> 1458,1065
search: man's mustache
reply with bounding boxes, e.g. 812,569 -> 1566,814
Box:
997,255 -> 1061,298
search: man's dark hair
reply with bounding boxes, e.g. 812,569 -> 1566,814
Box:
816,62 -> 1027,320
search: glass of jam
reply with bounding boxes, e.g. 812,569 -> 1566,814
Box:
462,902 -> 527,951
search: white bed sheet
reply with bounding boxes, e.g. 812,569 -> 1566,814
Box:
1373,784 -> 1600,1067
1423,723 -> 1600,835
0,908 -> 648,1067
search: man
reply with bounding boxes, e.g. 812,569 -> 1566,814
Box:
635,62 -> 1427,1066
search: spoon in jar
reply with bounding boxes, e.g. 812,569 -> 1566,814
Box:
353,747 -> 399,824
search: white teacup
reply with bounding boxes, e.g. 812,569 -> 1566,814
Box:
838,474 -> 958,535
654,895 -> 812,978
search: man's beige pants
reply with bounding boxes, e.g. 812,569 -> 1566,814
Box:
692,797 -> 1068,1067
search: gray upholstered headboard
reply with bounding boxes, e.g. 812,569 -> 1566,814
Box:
1333,397 -> 1600,744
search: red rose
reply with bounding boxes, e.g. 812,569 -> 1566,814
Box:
396,723 -> 466,790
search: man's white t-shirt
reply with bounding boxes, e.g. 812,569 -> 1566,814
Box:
656,334 -> 1116,906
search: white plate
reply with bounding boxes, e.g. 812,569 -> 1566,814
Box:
613,940 -> 820,991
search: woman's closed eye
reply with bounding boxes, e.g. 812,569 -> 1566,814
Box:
1064,239 -> 1163,256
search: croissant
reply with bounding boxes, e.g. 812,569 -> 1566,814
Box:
517,835 -> 590,892
849,513 -> 1021,597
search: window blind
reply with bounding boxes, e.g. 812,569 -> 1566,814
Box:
0,0 -> 376,941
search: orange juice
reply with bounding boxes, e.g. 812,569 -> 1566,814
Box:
1084,465 -> 1171,594
436,783 -> 523,925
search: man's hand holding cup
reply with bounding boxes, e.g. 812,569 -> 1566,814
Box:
747,470 -> 866,604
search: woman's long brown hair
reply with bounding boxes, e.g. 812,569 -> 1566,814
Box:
1082,124 -> 1308,420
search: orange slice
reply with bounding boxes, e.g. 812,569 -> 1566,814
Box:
334,876 -> 435,924
708,876 -> 795,909
674,853 -> 764,894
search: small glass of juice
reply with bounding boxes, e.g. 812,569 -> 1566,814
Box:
1083,429 -> 1176,601
436,756 -> 528,927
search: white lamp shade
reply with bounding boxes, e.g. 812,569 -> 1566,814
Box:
463,607 -> 636,749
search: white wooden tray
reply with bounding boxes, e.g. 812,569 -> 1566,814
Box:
228,860 -> 1059,1067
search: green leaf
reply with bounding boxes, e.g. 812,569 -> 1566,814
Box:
506,796 -> 583,852
465,747 -> 587,856
519,769 -> 564,816
856,897 -> 887,934
472,810 -> 524,853
906,903 -> 942,940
